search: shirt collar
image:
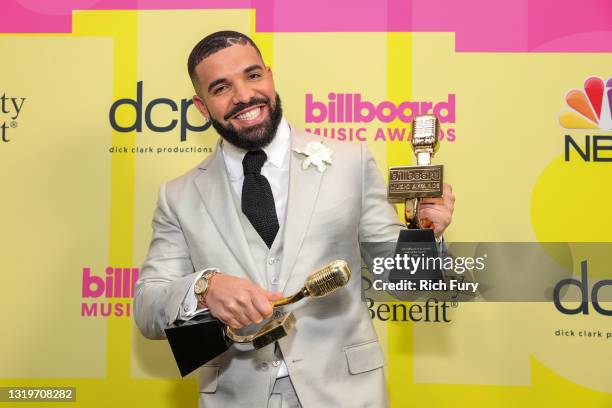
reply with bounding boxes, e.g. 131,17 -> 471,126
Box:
222,117 -> 290,181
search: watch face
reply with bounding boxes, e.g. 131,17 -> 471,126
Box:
194,277 -> 207,295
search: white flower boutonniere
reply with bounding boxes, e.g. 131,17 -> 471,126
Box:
293,141 -> 333,172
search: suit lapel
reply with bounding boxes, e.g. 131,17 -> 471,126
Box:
278,128 -> 324,292
193,145 -> 264,287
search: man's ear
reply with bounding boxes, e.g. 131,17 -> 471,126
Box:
192,95 -> 209,120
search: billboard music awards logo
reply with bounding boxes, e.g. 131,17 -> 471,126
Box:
81,267 -> 139,318
1,93 -> 26,143
560,76 -> 612,162
304,93 -> 457,143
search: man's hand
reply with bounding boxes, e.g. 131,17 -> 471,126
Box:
201,274 -> 283,329
414,183 -> 455,238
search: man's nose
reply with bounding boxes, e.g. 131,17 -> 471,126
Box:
231,80 -> 255,105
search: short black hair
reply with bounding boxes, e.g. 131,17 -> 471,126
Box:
187,30 -> 263,86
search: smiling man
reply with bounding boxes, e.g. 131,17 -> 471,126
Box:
190,36 -> 283,151
134,31 -> 455,408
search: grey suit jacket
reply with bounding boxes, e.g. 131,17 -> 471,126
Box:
134,126 -> 404,408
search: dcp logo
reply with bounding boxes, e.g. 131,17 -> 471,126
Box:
553,260 -> 612,316
109,81 -> 211,142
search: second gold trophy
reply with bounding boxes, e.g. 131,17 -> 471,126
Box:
388,114 -> 443,241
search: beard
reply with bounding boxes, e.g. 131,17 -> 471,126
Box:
209,93 -> 283,150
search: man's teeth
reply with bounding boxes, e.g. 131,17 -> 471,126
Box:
236,107 -> 261,120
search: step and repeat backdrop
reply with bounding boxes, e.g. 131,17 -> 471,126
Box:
1,1 -> 611,407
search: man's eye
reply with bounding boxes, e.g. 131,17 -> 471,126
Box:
248,73 -> 261,80
213,85 -> 228,95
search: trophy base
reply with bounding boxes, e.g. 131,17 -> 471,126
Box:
252,312 -> 296,349
397,228 -> 436,244
391,228 -> 443,284
165,311 -> 297,377
165,310 -> 229,377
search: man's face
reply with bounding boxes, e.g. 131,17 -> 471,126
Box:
192,43 -> 282,150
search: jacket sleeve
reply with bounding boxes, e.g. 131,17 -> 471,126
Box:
133,183 -> 198,339
358,143 -> 404,243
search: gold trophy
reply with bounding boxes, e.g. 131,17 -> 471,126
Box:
385,114 -> 444,287
225,260 -> 351,349
388,114 -> 443,239
165,260 -> 352,376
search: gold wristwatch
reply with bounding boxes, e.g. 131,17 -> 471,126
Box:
194,270 -> 219,305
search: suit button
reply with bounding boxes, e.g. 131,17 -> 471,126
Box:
272,310 -> 283,319
259,362 -> 269,371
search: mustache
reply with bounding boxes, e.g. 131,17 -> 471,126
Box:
224,97 -> 271,121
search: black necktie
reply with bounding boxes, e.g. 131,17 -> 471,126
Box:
241,150 -> 279,248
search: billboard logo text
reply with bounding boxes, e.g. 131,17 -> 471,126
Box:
306,93 -> 456,124
81,267 -> 139,318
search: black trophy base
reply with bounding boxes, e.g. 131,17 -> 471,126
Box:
164,310 -> 229,377
397,228 -> 436,244
391,228 -> 443,283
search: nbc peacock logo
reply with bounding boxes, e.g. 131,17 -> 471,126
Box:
559,77 -> 612,130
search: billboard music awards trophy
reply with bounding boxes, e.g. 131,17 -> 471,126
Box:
387,114 -> 444,282
165,260 -> 351,376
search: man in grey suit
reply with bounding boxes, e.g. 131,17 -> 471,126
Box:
134,31 -> 455,408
